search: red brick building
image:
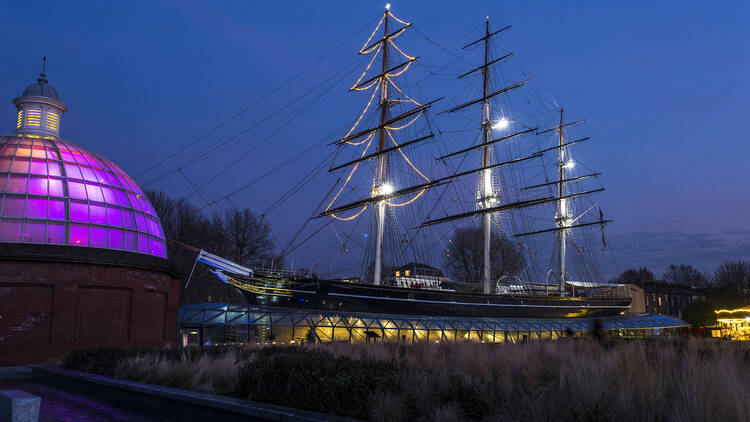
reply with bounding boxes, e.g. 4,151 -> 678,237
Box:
0,66 -> 179,364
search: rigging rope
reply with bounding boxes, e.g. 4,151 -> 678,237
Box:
135,15 -> 380,182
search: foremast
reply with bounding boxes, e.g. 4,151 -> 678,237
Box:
322,5 -> 441,286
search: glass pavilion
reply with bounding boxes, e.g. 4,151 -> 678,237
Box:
179,303 -> 689,346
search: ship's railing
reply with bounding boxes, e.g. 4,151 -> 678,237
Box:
251,267 -> 317,279
578,289 -> 631,300
495,284 -> 631,299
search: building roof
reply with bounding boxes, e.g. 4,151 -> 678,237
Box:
179,303 -> 690,332
391,262 -> 445,278
21,72 -> 60,101
634,281 -> 708,295
0,134 -> 167,258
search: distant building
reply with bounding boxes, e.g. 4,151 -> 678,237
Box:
0,64 -> 179,364
627,281 -> 707,318
714,306 -> 750,340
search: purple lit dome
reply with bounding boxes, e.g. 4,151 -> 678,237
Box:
0,67 -> 167,258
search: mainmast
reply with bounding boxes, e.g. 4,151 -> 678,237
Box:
372,5 -> 391,286
556,107 -> 568,296
415,19 -> 612,291
480,17 -> 493,294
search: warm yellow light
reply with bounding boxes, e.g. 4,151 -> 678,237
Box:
715,306 -> 750,314
26,109 -> 41,127
17,111 -> 23,128
46,112 -> 59,131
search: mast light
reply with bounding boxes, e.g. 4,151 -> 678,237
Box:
381,183 -> 395,195
492,118 -> 510,130
386,3 -> 391,10
563,160 -> 575,169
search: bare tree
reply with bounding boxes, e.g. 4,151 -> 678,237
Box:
663,264 -> 708,287
145,190 -> 279,304
616,267 -> 655,284
714,261 -> 750,290
216,209 -> 277,267
444,227 -> 523,283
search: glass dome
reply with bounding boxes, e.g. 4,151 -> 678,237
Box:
0,134 -> 167,258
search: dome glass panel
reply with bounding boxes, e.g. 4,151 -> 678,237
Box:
0,134 -> 166,258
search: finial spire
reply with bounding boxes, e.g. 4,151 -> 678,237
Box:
38,56 -> 48,83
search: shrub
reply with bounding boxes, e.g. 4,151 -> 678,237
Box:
58,340 -> 750,421
237,346 -> 402,418
61,345 -> 139,376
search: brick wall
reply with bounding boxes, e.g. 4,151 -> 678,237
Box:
0,245 -> 179,365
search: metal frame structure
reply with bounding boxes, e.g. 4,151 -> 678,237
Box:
179,303 -> 688,346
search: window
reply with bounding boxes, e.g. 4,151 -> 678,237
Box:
26,109 -> 41,127
46,112 -> 59,131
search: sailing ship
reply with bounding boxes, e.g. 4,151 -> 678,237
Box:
193,6 -> 631,318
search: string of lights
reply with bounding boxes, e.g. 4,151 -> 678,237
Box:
386,129 -> 430,182
326,134 -> 375,215
324,7 -> 432,246
388,38 -> 416,60
385,111 -> 423,130
387,10 -> 410,26
351,44 -> 383,90
385,75 -> 421,106
344,83 -> 381,143
359,14 -> 386,53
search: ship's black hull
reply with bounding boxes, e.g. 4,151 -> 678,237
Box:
237,277 -> 631,318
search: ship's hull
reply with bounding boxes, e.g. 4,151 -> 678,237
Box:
233,276 -> 630,318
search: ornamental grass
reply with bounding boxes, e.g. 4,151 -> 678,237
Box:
61,338 -> 750,421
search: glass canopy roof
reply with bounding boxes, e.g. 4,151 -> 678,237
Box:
179,303 -> 690,333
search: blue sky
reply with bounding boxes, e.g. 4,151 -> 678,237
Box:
1,0 -> 748,279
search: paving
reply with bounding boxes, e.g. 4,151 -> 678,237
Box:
0,368 -> 174,422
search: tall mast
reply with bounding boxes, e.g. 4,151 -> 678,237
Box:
480,17 -> 493,294
556,107 -> 568,295
373,5 -> 390,286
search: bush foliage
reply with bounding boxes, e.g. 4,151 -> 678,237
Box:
61,340 -> 750,421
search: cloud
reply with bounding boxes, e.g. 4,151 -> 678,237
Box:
603,229 -> 750,278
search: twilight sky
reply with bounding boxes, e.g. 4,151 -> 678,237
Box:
1,0 -> 748,279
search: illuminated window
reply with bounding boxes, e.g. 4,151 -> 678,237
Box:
17,111 -> 23,128
405,270 -> 411,276
46,112 -> 59,131
395,271 -> 400,276
26,109 -> 41,127
658,296 -> 662,306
